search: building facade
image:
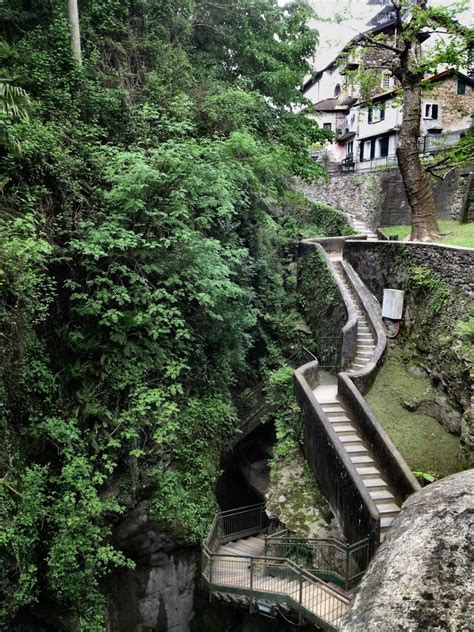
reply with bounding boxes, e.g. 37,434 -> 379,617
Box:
304,7 -> 474,172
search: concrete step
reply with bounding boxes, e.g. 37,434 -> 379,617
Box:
335,428 -> 359,437
338,434 -> 362,444
325,413 -> 351,422
375,502 -> 400,515
331,424 -> 355,433
331,419 -> 356,432
356,349 -> 374,356
381,515 -> 395,529
362,478 -> 389,490
351,454 -> 375,465
218,545 -> 249,557
356,466 -> 381,478
234,540 -> 264,555
321,404 -> 345,412
369,489 -> 395,501
345,444 -> 369,455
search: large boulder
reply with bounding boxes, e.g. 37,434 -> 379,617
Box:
341,470 -> 474,631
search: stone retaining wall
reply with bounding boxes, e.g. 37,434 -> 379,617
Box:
300,166 -> 473,228
343,240 -> 474,462
344,240 -> 473,298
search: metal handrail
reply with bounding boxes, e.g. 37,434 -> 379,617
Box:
202,550 -> 351,630
201,505 -> 354,629
264,534 -> 371,590
203,504 -> 370,591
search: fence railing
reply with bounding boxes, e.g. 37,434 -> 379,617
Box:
203,503 -> 269,551
202,551 -> 350,630
203,504 -> 369,591
264,534 -> 371,590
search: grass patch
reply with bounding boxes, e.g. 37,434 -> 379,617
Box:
381,220 -> 474,248
366,347 -> 467,478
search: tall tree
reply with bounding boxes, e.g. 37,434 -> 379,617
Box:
349,0 -> 473,241
67,0 -> 82,64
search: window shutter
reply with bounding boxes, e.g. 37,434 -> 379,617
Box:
457,80 -> 466,95
431,104 -> 439,120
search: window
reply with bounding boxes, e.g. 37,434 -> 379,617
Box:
382,73 -> 391,89
323,122 -> 332,130
368,106 -> 385,123
370,139 -> 376,160
334,84 -> 341,97
457,80 -> 466,95
379,136 -> 389,158
346,141 -> 354,156
424,103 -> 439,120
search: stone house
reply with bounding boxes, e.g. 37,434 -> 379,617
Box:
338,70 -> 474,171
304,5 -> 473,171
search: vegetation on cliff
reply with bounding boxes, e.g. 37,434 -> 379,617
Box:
0,1 -> 336,628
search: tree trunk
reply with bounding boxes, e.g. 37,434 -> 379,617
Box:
396,81 -> 439,241
68,0 -> 82,65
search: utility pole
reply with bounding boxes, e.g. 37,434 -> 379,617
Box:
68,0 -> 82,65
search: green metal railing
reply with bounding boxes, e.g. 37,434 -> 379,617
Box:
264,533 -> 371,590
202,504 -> 357,630
202,550 -> 350,631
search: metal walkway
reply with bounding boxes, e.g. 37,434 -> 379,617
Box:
202,505 -> 354,630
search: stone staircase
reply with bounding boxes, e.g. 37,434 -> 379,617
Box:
332,261 -> 376,373
347,215 -> 378,241
313,382 -> 400,540
312,258 -> 401,540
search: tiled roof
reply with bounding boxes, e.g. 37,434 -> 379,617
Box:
313,97 -> 355,112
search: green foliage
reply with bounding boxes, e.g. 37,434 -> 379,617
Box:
0,80 -> 30,153
298,251 -> 344,371
456,316 -> 474,342
265,365 -> 302,458
413,470 -> 436,486
280,190 -> 354,239
409,265 -> 452,314
0,0 -> 333,627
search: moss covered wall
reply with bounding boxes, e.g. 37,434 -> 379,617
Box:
344,241 -> 473,462
298,251 -> 346,373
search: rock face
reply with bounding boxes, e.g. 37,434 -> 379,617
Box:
341,470 -> 474,632
344,240 -> 473,463
106,500 -> 198,632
